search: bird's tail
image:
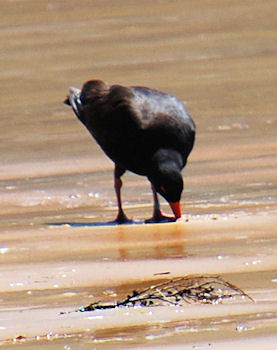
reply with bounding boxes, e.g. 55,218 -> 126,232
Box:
64,87 -> 82,119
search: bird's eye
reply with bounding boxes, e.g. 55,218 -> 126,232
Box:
160,186 -> 166,193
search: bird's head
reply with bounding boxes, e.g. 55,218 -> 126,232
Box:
80,80 -> 108,103
148,149 -> 184,219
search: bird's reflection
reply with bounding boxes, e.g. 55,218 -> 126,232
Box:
115,221 -> 186,260
47,220 -> 187,260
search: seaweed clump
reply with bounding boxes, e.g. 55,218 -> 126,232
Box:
79,275 -> 252,312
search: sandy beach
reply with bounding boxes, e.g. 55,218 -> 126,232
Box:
1,0 -> 277,348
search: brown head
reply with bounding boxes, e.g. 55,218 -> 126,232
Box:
80,80 -> 109,104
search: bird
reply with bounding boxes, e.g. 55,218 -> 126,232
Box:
64,79 -> 195,224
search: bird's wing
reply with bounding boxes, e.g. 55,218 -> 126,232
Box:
129,87 -> 195,160
106,85 -> 143,133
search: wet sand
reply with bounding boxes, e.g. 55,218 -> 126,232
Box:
1,0 -> 277,348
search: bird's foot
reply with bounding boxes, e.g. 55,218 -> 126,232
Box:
113,211 -> 133,225
145,210 -> 176,224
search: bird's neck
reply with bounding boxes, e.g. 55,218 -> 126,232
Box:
151,149 -> 183,172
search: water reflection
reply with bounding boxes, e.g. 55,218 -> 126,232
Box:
48,220 -> 187,260
115,222 -> 186,260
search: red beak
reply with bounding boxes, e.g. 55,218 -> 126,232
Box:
169,201 -> 182,219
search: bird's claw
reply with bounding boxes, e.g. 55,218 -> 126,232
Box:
114,211 -> 133,225
145,210 -> 176,224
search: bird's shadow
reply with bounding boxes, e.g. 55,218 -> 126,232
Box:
46,220 -> 143,227
46,218 -> 176,227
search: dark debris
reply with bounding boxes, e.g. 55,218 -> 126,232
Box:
79,275 -> 253,312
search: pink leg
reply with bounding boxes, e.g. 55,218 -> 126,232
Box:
145,184 -> 176,223
114,176 -> 132,224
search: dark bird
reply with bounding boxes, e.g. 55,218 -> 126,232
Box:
65,80 -> 195,223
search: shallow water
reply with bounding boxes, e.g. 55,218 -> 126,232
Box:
1,0 -> 277,348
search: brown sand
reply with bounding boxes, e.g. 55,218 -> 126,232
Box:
0,0 -> 277,348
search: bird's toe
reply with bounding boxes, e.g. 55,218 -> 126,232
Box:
114,211 -> 133,225
145,210 -> 176,224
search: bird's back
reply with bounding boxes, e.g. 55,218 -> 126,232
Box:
130,86 -> 195,156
